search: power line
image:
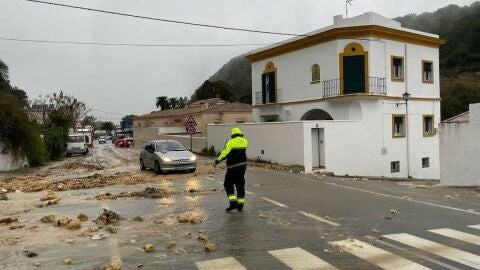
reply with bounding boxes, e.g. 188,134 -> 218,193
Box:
0,36 -> 284,47
25,0 -> 308,37
89,108 -> 125,116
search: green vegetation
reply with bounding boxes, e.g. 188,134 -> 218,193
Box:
191,80 -> 236,103
201,145 -> 217,157
0,59 -> 46,166
155,96 -> 188,110
101,121 -> 116,132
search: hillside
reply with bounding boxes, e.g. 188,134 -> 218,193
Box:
394,1 -> 480,74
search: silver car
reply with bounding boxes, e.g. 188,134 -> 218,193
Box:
140,140 -> 197,174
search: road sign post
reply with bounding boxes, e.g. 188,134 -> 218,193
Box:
185,116 -> 197,151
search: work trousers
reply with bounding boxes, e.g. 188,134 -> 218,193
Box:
223,165 -> 246,204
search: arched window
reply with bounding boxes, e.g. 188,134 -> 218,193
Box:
311,64 -> 320,82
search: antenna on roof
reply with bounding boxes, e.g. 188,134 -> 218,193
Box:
346,0 -> 353,18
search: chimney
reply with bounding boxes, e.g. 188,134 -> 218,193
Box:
334,15 -> 343,25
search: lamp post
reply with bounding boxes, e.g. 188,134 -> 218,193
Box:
403,91 -> 411,178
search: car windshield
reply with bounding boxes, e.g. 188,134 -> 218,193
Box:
155,141 -> 187,151
67,135 -> 84,143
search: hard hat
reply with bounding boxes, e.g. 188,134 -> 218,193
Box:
231,127 -> 243,136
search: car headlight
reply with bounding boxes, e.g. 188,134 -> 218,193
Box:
161,156 -> 172,162
190,155 -> 197,161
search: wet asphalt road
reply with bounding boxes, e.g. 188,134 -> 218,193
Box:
1,143 -> 479,269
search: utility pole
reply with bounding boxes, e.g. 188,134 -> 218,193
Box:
346,0 -> 353,18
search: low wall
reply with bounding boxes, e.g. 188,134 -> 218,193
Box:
0,144 -> 25,171
440,122 -> 480,186
208,122 -> 306,167
134,135 -> 207,153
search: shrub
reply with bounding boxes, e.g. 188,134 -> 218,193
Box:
43,127 -> 66,160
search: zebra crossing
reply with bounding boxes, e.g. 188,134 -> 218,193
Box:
195,224 -> 480,270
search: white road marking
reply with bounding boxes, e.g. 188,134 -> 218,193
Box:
429,228 -> 480,246
269,247 -> 338,270
365,236 -> 464,270
261,197 -> 288,208
273,171 -> 480,215
299,211 -> 339,226
332,239 -> 431,270
196,257 -> 246,270
384,233 -> 480,269
469,224 -> 480,230
245,190 -> 254,195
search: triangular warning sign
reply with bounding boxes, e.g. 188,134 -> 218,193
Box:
185,115 -> 197,126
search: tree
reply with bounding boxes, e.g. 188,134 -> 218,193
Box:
156,96 -> 169,110
441,82 -> 480,119
82,115 -> 97,128
0,59 -> 28,107
191,80 -> 235,102
101,121 -> 116,132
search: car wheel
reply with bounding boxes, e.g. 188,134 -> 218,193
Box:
189,168 -> 196,173
154,161 -> 162,175
140,159 -> 146,171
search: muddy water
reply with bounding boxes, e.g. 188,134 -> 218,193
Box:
0,142 -> 224,269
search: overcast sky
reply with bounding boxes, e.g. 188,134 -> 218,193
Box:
0,0 -> 477,122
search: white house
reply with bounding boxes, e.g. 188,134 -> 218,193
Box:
440,104 -> 480,186
208,12 -> 445,179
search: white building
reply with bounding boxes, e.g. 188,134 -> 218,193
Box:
208,12 -> 445,179
440,104 -> 480,186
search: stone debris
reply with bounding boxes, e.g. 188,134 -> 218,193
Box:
64,238 -> 74,244
133,216 -> 143,222
33,262 -> 42,267
40,215 -> 55,223
371,228 -> 380,234
63,159 -> 107,171
63,258 -> 72,265
106,226 -> 118,234
91,233 -> 110,240
258,213 -> 268,218
389,208 -> 400,214
204,242 -> 217,252
0,217 -> 18,224
0,192 -> 8,201
56,216 -> 70,227
188,188 -> 197,193
66,219 -> 81,230
95,209 -> 120,225
111,259 -> 123,270
9,224 -> 25,230
40,191 -> 58,201
23,250 -> 38,258
77,213 -> 88,221
177,214 -> 202,224
167,240 -> 176,249
197,234 -> 208,241
143,244 -> 155,252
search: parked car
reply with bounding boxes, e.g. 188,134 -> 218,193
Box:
114,138 -> 130,148
98,136 -> 106,144
66,134 -> 89,156
140,140 -> 197,174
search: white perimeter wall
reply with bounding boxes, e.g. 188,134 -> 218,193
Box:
0,143 -> 24,171
440,107 -> 480,186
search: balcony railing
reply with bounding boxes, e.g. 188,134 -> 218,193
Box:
323,77 -> 387,98
254,90 -> 283,105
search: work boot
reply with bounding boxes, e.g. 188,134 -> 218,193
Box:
237,204 -> 244,212
225,201 -> 238,213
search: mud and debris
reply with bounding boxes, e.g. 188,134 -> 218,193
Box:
143,244 -> 155,252
95,209 -> 121,226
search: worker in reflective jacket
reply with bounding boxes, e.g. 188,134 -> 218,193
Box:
214,127 -> 249,213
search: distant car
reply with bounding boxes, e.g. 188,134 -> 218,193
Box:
114,138 -> 129,148
66,134 -> 88,156
98,136 -> 106,144
105,136 -> 112,140
140,140 -> 197,174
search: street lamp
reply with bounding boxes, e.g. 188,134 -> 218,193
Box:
403,91 -> 411,179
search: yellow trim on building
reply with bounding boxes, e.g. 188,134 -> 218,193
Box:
311,64 -> 320,82
339,42 -> 369,94
391,55 -> 405,82
252,94 -> 441,108
392,114 -> 406,138
246,25 -> 446,62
